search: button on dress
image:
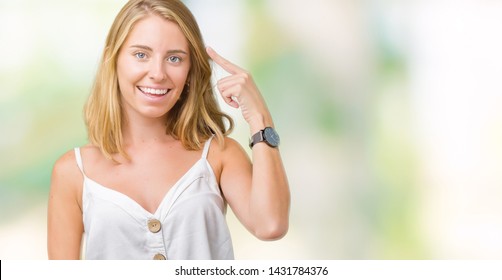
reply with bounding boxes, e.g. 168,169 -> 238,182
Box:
74,137 -> 234,259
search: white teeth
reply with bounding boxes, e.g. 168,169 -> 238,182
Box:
139,87 -> 168,95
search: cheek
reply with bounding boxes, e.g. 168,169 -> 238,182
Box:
167,68 -> 190,85
116,57 -> 145,87
169,59 -> 191,84
116,71 -> 131,97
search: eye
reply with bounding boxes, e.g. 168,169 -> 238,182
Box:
168,56 -> 182,64
134,52 -> 146,59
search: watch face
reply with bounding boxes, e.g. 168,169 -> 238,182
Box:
263,127 -> 280,147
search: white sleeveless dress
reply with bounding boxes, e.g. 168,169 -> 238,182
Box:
74,137 -> 234,260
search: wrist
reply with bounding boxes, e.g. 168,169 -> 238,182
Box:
248,114 -> 273,135
249,126 -> 280,148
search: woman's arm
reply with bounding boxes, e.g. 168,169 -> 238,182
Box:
47,151 -> 84,259
207,47 -> 290,240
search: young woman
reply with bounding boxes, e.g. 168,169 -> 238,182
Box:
48,0 -> 289,260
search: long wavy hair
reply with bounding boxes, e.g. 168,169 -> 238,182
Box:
84,0 -> 233,161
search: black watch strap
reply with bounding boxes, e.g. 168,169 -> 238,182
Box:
249,129 -> 265,148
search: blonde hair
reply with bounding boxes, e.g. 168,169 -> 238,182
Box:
84,0 -> 233,161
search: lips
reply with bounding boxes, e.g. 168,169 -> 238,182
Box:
138,86 -> 170,96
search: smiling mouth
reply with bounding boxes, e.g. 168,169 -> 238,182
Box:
138,86 -> 171,96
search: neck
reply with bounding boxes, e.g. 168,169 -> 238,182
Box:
121,114 -> 173,147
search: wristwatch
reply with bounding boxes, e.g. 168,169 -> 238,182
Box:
249,127 -> 280,148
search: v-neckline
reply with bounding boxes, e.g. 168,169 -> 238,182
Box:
83,158 -> 205,217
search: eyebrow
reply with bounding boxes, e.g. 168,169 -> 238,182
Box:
129,44 -> 188,55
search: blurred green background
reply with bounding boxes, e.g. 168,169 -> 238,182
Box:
1,0 -> 502,259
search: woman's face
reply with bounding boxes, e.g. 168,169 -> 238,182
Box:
116,14 -> 191,121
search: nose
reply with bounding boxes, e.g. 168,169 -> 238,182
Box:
148,58 -> 167,82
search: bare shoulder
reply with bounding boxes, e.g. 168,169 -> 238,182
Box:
211,136 -> 249,160
207,137 -> 250,180
52,149 -> 79,178
50,148 -> 83,199
79,143 -> 101,154
219,137 -> 252,168
78,144 -> 105,164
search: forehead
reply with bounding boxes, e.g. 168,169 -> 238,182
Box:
124,14 -> 189,50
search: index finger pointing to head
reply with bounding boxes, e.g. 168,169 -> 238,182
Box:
206,46 -> 243,74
